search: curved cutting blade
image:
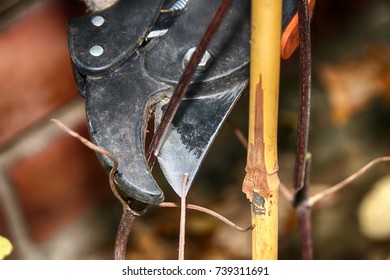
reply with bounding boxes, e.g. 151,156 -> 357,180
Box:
156,81 -> 247,196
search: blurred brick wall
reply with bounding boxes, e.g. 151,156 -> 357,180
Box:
0,0 -> 115,259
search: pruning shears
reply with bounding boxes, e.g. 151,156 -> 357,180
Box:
67,0 -> 315,205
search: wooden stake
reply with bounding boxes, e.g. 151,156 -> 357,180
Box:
243,0 -> 282,260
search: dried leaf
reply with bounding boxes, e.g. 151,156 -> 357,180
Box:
319,45 -> 390,125
0,235 -> 13,259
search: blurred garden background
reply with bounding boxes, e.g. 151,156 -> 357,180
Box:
0,0 -> 389,259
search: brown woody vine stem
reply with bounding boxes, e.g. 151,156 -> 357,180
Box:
292,0 -> 313,259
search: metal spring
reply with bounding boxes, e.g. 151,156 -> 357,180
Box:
170,0 -> 189,11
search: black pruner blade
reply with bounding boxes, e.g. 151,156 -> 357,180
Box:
68,0 -> 167,204
67,0 -> 301,204
156,82 -> 247,197
145,0 -> 250,196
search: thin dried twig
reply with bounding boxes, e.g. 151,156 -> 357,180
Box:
279,182 -> 293,203
308,156 -> 390,207
178,173 -> 189,260
114,208 -> 136,260
51,119 -> 142,260
226,119 -> 248,149
51,119 -> 127,208
158,202 -> 254,233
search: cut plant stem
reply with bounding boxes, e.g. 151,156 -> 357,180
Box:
243,0 -> 282,260
114,208 -> 136,260
178,173 -> 189,260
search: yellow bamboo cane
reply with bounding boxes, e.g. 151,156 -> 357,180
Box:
242,0 -> 282,259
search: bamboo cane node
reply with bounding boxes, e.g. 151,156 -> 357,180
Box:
242,172 -> 267,201
243,167 -> 280,201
